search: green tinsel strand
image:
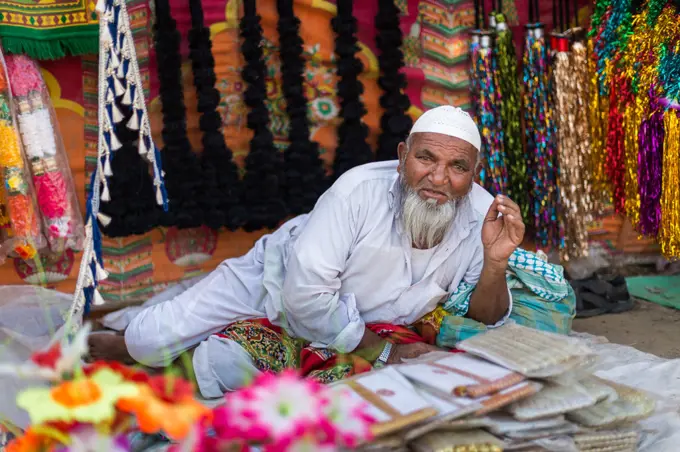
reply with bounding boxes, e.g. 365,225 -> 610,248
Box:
646,0 -> 667,27
494,13 -> 528,220
588,0 -> 611,38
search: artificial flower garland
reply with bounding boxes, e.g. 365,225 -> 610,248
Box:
331,0 -> 373,179
6,55 -> 85,255
240,0 -> 288,231
276,0 -> 327,215
189,0 -> 245,231
153,0 -> 205,229
375,0 -> 413,162
1,325 -> 376,452
0,48 -> 42,261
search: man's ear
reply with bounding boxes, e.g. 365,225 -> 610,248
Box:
397,141 -> 406,172
475,159 -> 483,180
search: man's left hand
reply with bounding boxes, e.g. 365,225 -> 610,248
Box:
481,195 -> 525,265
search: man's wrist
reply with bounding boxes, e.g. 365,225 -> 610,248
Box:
482,255 -> 509,274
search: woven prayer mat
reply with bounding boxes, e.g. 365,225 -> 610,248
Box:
0,0 -> 99,59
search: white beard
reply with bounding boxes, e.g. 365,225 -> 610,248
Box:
400,178 -> 457,249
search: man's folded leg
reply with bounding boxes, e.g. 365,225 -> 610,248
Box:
192,336 -> 260,398
124,242 -> 269,368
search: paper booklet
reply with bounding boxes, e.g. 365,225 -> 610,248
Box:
331,367 -> 438,438
396,352 -> 526,398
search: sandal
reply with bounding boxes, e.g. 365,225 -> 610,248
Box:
571,276 -> 635,318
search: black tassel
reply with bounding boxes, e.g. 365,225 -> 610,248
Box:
276,0 -> 328,214
154,0 -> 204,229
375,0 -> 412,161
331,0 -> 373,179
99,119 -> 161,237
240,0 -> 287,231
189,0 -> 245,230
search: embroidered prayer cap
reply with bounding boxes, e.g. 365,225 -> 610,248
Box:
409,105 -> 481,151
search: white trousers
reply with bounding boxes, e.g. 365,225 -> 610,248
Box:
113,237 -> 273,398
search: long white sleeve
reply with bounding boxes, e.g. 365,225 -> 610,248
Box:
281,190 -> 365,353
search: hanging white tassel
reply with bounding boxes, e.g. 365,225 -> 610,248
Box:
116,59 -> 126,79
110,49 -> 120,69
101,24 -> 112,47
127,109 -> 139,130
138,135 -> 148,155
106,88 -> 114,103
110,131 -> 123,150
103,156 -> 113,176
113,76 -> 125,96
156,186 -> 164,206
93,289 -> 106,306
101,182 -> 111,202
95,0 -> 107,14
111,104 -> 124,124
95,262 -> 109,281
121,83 -> 133,105
97,212 -> 112,226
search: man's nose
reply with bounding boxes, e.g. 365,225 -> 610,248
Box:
428,164 -> 448,186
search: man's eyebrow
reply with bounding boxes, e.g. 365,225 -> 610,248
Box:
447,158 -> 471,169
416,148 -> 436,158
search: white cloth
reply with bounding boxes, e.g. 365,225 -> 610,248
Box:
411,246 -> 439,283
124,161 -> 511,370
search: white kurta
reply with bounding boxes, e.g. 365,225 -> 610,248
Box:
123,160 -> 510,396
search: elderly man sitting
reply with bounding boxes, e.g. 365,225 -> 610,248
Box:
90,106 -> 527,398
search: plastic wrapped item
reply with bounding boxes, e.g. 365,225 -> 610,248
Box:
0,47 -> 44,263
0,285 -> 79,429
5,55 -> 84,254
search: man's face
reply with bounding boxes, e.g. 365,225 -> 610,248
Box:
397,133 -> 478,205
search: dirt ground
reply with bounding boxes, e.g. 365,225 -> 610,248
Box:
573,299 -> 680,359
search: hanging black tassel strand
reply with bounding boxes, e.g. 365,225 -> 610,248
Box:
375,0 -> 413,161
189,0 -> 245,230
276,0 -> 327,214
331,0 -> 373,179
240,0 -> 287,230
154,0 -> 204,229
99,113 -> 162,237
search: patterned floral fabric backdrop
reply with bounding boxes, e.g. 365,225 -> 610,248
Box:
0,0 -> 655,307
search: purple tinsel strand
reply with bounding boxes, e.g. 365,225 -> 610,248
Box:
637,92 -> 664,236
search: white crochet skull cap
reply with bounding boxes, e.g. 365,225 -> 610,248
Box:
409,105 -> 482,151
